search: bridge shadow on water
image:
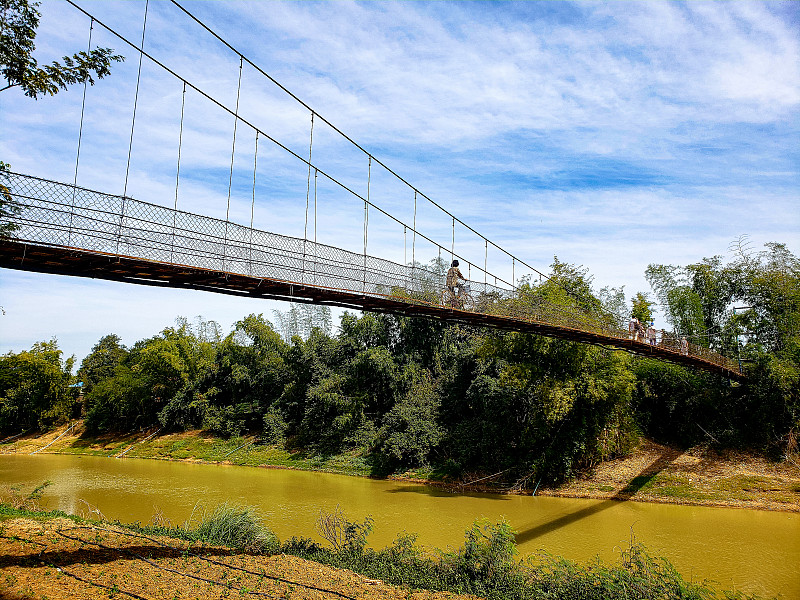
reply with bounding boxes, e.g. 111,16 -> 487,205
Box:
514,447 -> 682,545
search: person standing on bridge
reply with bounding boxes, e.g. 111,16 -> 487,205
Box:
446,260 -> 466,306
647,323 -> 657,346
629,317 -> 641,341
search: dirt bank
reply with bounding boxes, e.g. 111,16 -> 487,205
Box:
0,517 -> 470,600
3,423 -> 799,512
537,439 -> 800,512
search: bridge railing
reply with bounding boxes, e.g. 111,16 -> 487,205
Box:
2,171 -> 740,374
3,171 -> 514,302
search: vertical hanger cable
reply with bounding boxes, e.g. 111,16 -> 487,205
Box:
118,0 -> 149,254
170,81 -> 186,263
249,130 -> 259,275
302,112 -> 314,284
411,190 -> 417,291
123,0 -> 148,199
363,156 -> 371,292
68,17 -> 94,247
223,55 -> 244,271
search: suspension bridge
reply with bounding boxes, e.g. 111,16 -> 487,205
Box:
0,1 -> 742,379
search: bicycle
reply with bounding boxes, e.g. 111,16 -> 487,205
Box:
441,284 -> 475,311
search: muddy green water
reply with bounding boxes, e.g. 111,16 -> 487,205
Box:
1,455 -> 797,598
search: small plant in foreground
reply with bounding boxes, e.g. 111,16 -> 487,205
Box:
315,504 -> 374,554
191,503 -> 278,553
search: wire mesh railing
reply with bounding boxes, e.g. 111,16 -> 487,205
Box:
1,171 -> 741,374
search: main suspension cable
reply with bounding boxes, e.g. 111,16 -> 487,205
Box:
167,0 -> 549,285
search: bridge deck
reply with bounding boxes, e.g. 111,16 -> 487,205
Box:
0,239 -> 744,380
0,171 -> 743,379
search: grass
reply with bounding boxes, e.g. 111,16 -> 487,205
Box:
8,428 -> 374,476
190,503 -> 279,553
622,470 -> 800,506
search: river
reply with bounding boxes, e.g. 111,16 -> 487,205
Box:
1,454 -> 797,598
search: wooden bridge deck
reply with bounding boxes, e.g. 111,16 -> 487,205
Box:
0,239 -> 744,380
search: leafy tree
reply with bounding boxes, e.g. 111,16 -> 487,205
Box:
375,366 -> 443,469
87,318 -> 217,433
598,284 -> 627,328
645,264 -> 707,342
631,292 -> 654,325
509,257 -> 621,334
441,329 -> 636,483
642,241 -> 800,450
1,0 -> 123,99
193,314 -> 289,437
83,363 -> 151,433
77,334 -> 128,395
728,242 -> 800,359
0,339 -> 74,432
272,303 -> 332,342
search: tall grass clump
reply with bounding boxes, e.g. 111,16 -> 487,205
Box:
191,503 -> 278,553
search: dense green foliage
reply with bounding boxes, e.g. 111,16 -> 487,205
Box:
640,242 -> 799,452
0,339 -> 74,432
2,246 -> 798,482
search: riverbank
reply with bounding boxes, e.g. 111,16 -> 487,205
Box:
0,514 -> 469,600
536,439 -> 800,512
1,504 -> 778,600
3,422 -> 799,512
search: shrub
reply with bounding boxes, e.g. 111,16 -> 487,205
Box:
315,505 -> 373,555
191,503 -> 278,553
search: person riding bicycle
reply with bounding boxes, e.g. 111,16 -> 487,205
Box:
446,259 -> 466,305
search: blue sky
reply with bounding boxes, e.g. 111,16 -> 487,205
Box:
1,0 -> 798,364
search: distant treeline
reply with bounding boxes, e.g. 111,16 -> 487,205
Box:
2,243 -> 798,483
